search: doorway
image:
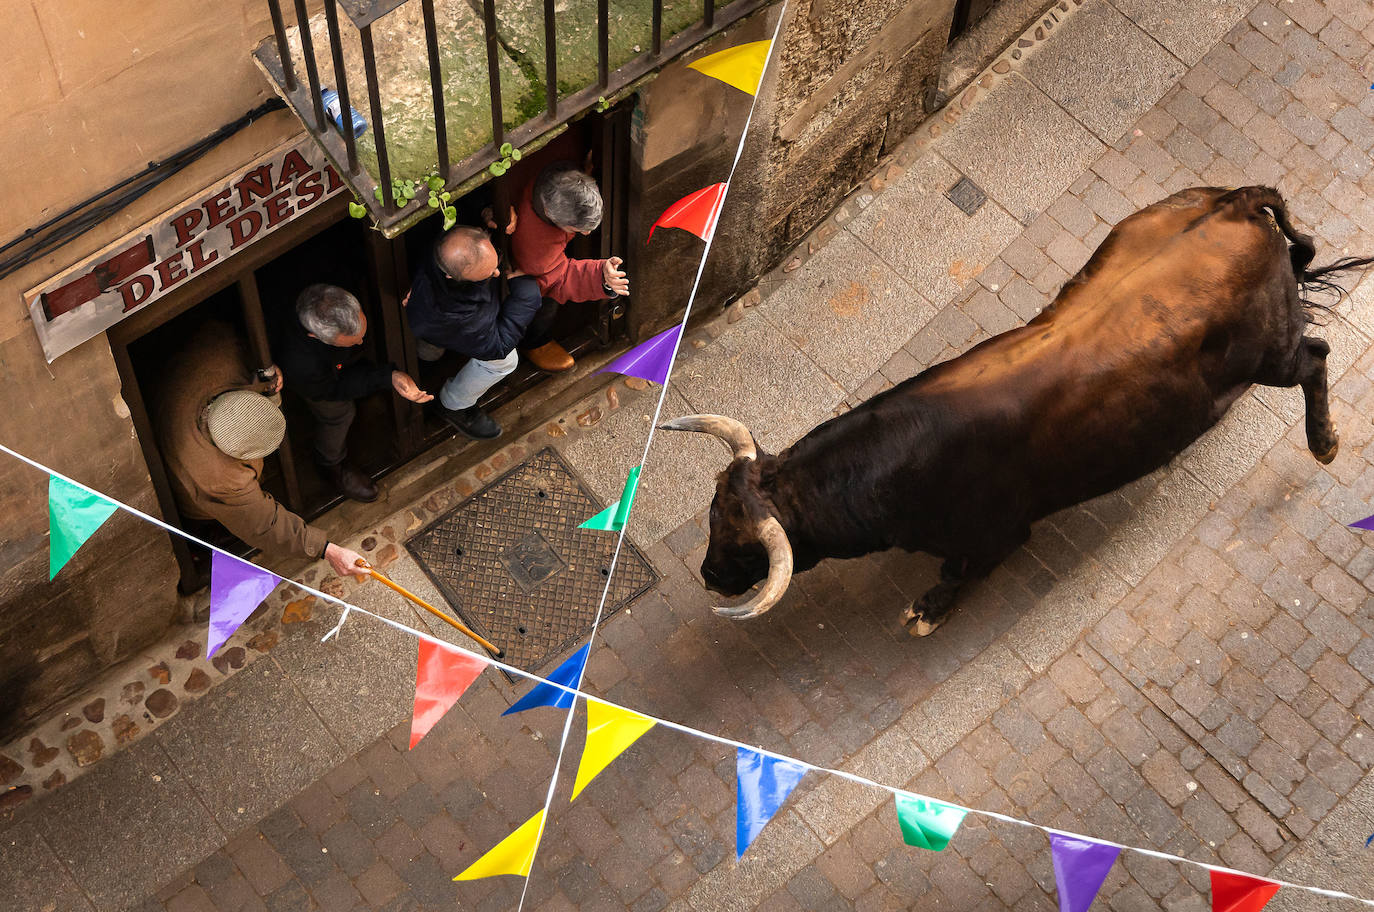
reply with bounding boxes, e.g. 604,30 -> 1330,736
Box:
108,102 -> 637,593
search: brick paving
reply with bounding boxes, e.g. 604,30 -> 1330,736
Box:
7,1 -> 1374,910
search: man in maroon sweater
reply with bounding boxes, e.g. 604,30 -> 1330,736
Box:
510,162 -> 629,371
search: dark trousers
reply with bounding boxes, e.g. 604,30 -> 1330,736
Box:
304,398 -> 355,467
521,297 -> 561,348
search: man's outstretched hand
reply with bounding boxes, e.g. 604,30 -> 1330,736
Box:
603,256 -> 629,295
325,542 -> 371,578
391,370 -> 434,403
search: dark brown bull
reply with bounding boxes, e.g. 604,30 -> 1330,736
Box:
663,186 -> 1372,636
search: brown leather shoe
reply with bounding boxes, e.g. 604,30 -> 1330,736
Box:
321,462 -> 379,503
525,341 -> 575,373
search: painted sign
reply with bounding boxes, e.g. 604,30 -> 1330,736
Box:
25,138 -> 346,362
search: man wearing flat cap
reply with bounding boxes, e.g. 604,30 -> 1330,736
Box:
156,323 -> 367,579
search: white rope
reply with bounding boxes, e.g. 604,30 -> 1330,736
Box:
5,439 -> 1371,906
514,8 -> 792,909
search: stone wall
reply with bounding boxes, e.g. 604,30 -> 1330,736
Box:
628,0 -> 958,337
0,0 -> 308,738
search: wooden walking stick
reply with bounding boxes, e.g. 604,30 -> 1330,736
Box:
355,559 -> 505,658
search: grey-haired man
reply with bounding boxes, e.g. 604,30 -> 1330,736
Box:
277,284 -> 431,502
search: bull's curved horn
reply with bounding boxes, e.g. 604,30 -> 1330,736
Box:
658,414 -> 757,461
713,516 -> 794,620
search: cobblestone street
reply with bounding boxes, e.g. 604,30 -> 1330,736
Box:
6,0 -> 1374,910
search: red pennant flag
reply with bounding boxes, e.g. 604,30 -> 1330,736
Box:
648,183 -> 727,243
1210,870 -> 1280,912
410,639 -> 486,748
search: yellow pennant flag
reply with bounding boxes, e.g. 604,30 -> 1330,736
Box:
454,810 -> 545,881
687,40 -> 772,96
570,699 -> 657,801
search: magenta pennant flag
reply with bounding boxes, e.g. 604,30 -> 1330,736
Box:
1049,833 -> 1120,912
208,551 -> 282,657
597,325 -> 682,386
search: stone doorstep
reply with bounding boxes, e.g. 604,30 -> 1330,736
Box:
0,321 -> 718,814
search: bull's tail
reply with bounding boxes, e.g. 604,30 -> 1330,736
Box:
1226,185 -> 1374,322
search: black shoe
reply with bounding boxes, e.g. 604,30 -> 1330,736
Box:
439,404 -> 501,439
321,462 -> 379,503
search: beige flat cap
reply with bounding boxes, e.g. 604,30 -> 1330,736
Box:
205,390 -> 286,460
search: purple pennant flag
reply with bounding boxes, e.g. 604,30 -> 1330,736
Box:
1049,832 -> 1120,912
208,551 -> 282,658
598,325 -> 682,386
1349,514 -> 1374,531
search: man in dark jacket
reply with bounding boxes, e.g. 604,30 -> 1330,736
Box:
278,284 -> 432,501
404,226 -> 541,439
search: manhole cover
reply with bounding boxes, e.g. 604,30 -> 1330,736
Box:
946,176 -> 987,216
406,447 -> 658,678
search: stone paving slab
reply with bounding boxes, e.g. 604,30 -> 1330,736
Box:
846,151 -> 1023,307
152,659 -> 344,835
1267,767 -> 1374,910
670,315 -> 849,454
34,738 -> 224,912
561,386 -> 723,547
755,230 -> 937,393
936,73 -> 1106,224
1113,0 -> 1255,65
1021,0 -> 1187,144
1177,393 -> 1292,497
0,819 -> 95,912
267,592 -> 421,757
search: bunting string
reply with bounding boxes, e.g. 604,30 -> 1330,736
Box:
2,439 -> 1371,907
6,10 -> 1372,903
511,8 -> 792,908
279,597 -> 1374,909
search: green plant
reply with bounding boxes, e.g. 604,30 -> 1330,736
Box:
487,142 -> 522,178
594,95 -> 610,113
351,170 -> 455,227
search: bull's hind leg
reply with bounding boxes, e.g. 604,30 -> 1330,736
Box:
1297,336 -> 1339,463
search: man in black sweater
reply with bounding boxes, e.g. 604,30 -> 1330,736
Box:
404,226 -> 542,439
278,284 -> 432,502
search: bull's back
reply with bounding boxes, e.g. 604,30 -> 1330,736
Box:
894,187 -> 1295,530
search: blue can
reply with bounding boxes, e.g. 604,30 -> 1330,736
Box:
321,87 -> 367,139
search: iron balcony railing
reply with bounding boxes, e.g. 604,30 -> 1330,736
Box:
253,0 -> 769,235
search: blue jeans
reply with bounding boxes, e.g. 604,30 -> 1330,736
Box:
438,349 -> 519,410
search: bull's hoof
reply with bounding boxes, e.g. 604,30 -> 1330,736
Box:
901,606 -> 942,638
1313,438 -> 1338,465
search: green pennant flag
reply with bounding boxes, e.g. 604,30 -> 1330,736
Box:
579,466 -> 642,532
894,793 -> 966,852
48,475 -> 118,579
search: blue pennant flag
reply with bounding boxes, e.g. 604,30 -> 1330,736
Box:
502,643 -> 590,715
736,747 -> 807,857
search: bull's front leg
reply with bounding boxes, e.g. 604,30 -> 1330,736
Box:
902,533 -> 1028,637
901,574 -> 963,636
1297,336 -> 1338,464
901,556 -> 978,637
